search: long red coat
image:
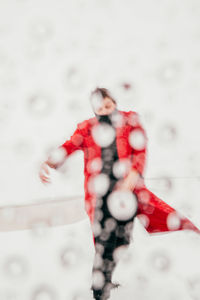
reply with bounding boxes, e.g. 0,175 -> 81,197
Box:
59,110 -> 200,240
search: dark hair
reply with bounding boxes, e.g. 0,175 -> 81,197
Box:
90,87 -> 117,104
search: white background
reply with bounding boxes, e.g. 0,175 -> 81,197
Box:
0,0 -> 200,299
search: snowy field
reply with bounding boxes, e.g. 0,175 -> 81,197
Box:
0,0 -> 200,299
0,213 -> 200,300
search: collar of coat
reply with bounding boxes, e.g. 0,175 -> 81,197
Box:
94,108 -> 125,128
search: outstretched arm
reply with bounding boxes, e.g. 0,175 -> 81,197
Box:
39,122 -> 85,184
48,122 -> 85,169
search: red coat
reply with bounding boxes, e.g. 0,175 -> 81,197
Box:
59,110 -> 200,240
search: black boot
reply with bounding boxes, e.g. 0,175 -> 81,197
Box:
92,288 -> 102,300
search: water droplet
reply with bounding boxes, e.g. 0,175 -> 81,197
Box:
30,220 -> 50,238
187,275 -> 200,299
87,157 -> 102,174
92,270 -> 105,290
46,147 -> 67,167
92,220 -> 102,237
31,285 -> 57,300
88,173 -> 110,197
95,243 -> 104,255
60,245 -> 80,269
0,207 -> 16,222
167,211 -> 181,230
72,291 -> 89,300
157,124 -> 177,145
137,214 -> 150,229
156,176 -> 173,193
107,190 -> 138,221
137,189 -> 151,205
14,140 -> 33,157
27,94 -> 53,118
113,245 -> 129,263
149,250 -> 171,272
94,208 -> 103,221
99,229 -> 110,241
93,252 -> 103,269
3,255 -> 29,278
90,93 -> 104,112
104,218 -> 117,232
64,67 -> 85,90
112,159 -> 131,179
129,129 -> 146,150
157,61 -> 182,84
29,20 -> 53,42
92,123 -> 116,147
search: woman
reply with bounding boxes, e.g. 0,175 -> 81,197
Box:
39,87 -> 200,300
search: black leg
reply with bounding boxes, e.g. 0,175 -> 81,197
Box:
91,190 -> 138,299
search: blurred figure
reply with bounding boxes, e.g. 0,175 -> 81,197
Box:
39,87 -> 200,300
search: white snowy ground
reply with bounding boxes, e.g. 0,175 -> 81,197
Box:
0,214 -> 200,300
0,0 -> 200,299
110,220 -> 200,300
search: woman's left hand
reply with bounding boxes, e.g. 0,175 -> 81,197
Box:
114,168 -> 140,191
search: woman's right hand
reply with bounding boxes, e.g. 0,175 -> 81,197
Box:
39,147 -> 66,184
39,161 -> 53,184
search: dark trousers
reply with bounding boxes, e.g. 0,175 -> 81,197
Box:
91,187 -> 138,300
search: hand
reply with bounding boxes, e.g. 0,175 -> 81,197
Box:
39,160 -> 54,184
114,169 -> 140,191
39,148 -> 66,184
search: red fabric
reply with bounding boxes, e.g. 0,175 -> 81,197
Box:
59,110 -> 200,242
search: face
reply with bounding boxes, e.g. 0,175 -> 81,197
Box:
91,96 -> 116,115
